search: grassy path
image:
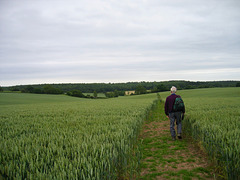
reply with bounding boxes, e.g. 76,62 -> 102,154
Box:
137,100 -> 215,180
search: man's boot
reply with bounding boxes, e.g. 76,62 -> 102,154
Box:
177,134 -> 182,139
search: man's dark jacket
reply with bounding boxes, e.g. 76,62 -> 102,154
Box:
165,94 -> 185,116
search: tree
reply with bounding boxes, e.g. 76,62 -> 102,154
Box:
93,91 -> 98,98
0,86 -> 3,92
156,84 -> 168,92
21,86 -> 34,93
67,90 -> 85,98
151,86 -> 158,93
43,85 -> 63,94
33,88 -> 43,94
114,90 -> 119,97
236,82 -> 240,87
105,92 -> 115,98
135,85 -> 147,95
10,87 -> 20,91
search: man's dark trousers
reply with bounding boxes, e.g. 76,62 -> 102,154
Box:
169,111 -> 182,138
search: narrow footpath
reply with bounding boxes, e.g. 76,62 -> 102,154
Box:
138,101 -> 215,180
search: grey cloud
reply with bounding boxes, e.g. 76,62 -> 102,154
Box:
0,0 -> 239,86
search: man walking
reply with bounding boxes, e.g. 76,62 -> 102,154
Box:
164,86 -> 185,140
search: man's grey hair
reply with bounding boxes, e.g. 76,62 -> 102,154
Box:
170,86 -> 177,93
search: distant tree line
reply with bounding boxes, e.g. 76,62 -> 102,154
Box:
21,85 -> 63,94
1,81 -> 240,96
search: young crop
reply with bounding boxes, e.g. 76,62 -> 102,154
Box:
161,87 -> 240,179
0,93 -> 157,179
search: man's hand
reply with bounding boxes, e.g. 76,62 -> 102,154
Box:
182,113 -> 185,120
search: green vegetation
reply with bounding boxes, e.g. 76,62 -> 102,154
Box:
67,89 -> 85,98
138,99 -> 213,179
1,87 -> 239,179
0,93 -> 157,179
160,87 -> 240,179
2,80 -> 239,93
104,90 -> 125,98
21,85 -> 63,94
83,93 -> 106,98
0,93 -> 79,106
135,85 -> 147,95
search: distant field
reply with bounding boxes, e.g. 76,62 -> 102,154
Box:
0,93 -> 82,106
160,87 -> 240,179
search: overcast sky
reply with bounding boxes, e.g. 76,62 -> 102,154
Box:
0,0 -> 240,86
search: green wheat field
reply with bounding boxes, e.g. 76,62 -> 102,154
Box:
0,87 -> 239,179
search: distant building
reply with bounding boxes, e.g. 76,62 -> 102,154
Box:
125,91 -> 135,95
